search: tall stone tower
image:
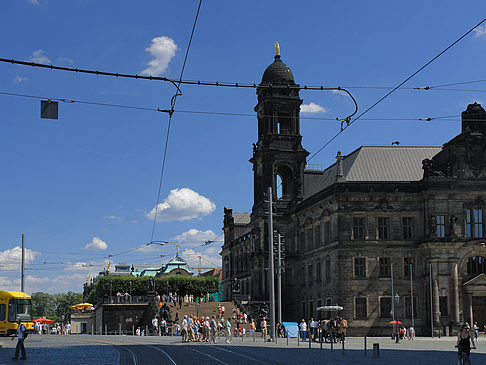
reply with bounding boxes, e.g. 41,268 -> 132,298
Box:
250,49 -> 309,216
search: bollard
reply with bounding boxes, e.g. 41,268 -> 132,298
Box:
91,325 -> 93,336
364,336 -> 367,356
320,330 -> 323,350
287,330 -> 289,346
309,335 -> 311,349
146,325 -> 148,336
133,325 -> 135,336
373,343 -> 380,358
119,324 -> 122,335
297,331 -> 299,346
342,337 -> 345,355
330,332 -> 334,351
105,325 -> 107,336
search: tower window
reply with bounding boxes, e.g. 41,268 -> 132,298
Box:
275,165 -> 293,200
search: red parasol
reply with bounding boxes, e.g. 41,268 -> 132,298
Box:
388,320 -> 402,325
33,317 -> 54,324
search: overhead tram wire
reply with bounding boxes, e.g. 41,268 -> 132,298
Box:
0,90 -> 467,122
306,16 -> 486,164
148,0 -> 202,244
198,16 -> 486,249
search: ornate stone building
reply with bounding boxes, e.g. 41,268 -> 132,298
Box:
221,52 -> 486,336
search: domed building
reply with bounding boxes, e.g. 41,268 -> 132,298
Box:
221,47 -> 486,336
140,247 -> 193,277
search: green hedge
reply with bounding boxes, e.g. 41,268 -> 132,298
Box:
88,275 -> 220,303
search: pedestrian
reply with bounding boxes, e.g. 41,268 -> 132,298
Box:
299,319 -> 307,341
249,319 -> 256,339
182,315 -> 188,342
11,318 -> 27,360
65,321 -> 71,335
152,316 -> 158,336
473,322 -> 479,341
221,305 -> 225,317
261,317 -> 268,341
409,326 -> 415,340
225,319 -> 232,343
210,315 -> 218,343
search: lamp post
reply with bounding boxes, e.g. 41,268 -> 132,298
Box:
395,292 -> 400,343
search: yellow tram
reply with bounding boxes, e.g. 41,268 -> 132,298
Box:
0,291 -> 34,336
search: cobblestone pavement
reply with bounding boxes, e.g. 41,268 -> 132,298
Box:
0,335 -> 118,365
1,334 -> 486,364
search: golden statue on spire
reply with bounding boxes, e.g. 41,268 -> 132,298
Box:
176,242 -> 180,256
275,42 -> 280,56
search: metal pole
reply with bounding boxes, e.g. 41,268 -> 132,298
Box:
391,263 -> 395,339
277,233 -> 282,324
364,336 -> 367,356
21,234 -> 25,292
268,187 -> 275,342
410,263 -> 414,329
430,263 -> 433,338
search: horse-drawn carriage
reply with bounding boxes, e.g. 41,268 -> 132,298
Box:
316,305 -> 347,343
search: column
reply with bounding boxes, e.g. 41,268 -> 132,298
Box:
433,279 -> 440,326
467,293 -> 473,325
451,263 -> 460,325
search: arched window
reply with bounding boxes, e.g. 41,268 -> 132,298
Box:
275,165 -> 293,200
467,256 -> 486,275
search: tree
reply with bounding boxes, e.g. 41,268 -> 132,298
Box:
31,291 -> 83,322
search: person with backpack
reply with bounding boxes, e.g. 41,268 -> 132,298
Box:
12,318 -> 27,360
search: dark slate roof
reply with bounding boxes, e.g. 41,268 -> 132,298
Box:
304,145 -> 443,198
233,212 -> 251,225
262,55 -> 295,84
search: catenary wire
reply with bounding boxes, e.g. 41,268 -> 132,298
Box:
0,90 -> 467,122
200,16 -> 486,249
149,0 -> 202,243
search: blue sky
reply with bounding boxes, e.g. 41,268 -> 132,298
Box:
1,0 -> 486,293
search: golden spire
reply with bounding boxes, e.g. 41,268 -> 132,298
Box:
275,42 -> 280,56
176,242 -> 180,256
86,275 -> 90,285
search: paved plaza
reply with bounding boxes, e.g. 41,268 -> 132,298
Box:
1,334 -> 486,364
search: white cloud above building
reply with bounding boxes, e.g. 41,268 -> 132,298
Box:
83,236 -> 108,250
146,188 -> 216,222
301,102 -> 326,113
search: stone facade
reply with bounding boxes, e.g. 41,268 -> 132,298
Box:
221,54 -> 486,336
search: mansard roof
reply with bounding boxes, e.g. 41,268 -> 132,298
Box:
304,145 -> 442,198
233,212 -> 251,225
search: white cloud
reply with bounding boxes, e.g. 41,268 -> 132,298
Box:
173,229 -> 217,243
65,262 -> 100,272
301,102 -> 326,114
332,89 -> 348,97
30,49 -> 51,63
474,25 -> 486,37
103,215 -> 124,222
83,236 -> 108,250
146,188 -> 216,222
57,57 -> 74,64
14,76 -> 28,83
141,36 -> 177,76
27,0 -> 39,5
181,247 -> 221,270
0,246 -> 40,270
